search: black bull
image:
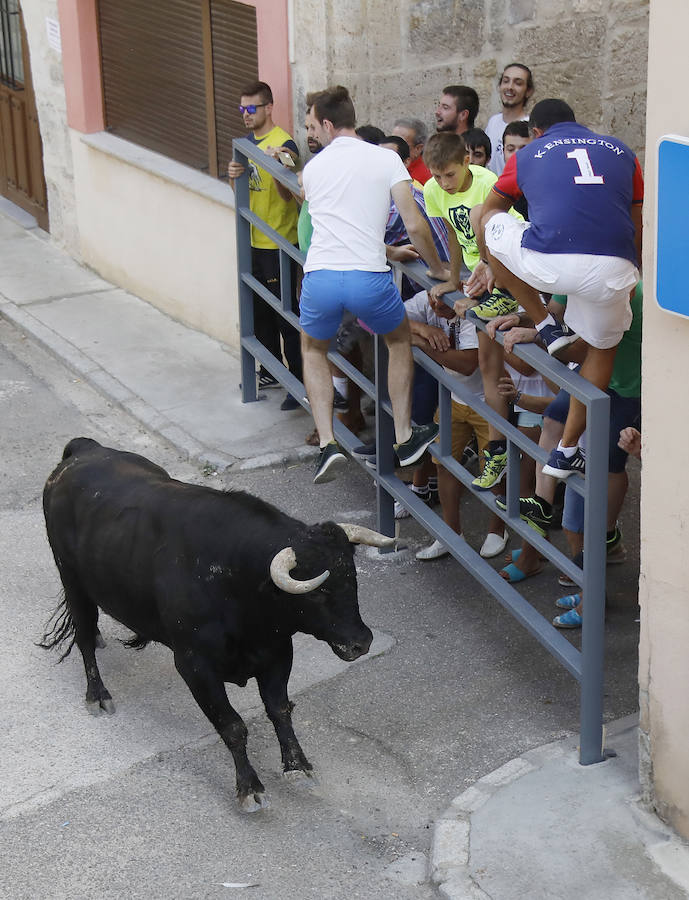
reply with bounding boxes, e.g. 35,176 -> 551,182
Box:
41,438 -> 393,811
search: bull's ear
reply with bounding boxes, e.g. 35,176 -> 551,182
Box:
337,524 -> 396,547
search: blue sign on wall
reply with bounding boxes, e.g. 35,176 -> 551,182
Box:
656,135 -> 689,318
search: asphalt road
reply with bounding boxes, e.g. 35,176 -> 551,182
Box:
0,318 -> 641,900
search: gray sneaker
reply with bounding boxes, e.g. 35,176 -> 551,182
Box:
394,424 -> 439,467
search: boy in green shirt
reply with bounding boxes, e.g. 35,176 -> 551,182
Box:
423,133 -> 523,491
423,132 -> 520,318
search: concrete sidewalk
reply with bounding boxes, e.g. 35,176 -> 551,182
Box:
2,203 -> 688,898
0,204 -> 316,473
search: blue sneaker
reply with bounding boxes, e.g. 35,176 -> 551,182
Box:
542,446 -> 586,480
538,320 -> 579,356
553,608 -> 582,629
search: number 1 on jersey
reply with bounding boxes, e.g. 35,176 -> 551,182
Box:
567,148 -> 605,185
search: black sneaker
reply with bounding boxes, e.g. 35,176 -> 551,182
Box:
460,435 -> 479,470
538,321 -> 579,357
258,370 -> 280,389
280,394 -> 300,411
352,442 -> 376,461
333,389 -> 349,413
313,441 -> 347,484
394,424 -> 440,467
606,525 -> 627,564
495,494 -> 553,537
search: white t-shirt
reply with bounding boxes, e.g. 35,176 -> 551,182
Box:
485,112 -> 529,176
405,291 -> 483,405
303,135 -> 411,272
504,363 -> 554,413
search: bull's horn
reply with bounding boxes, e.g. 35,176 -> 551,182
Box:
269,547 -> 330,594
337,524 -> 396,547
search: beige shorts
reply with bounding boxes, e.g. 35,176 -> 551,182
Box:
485,213 -> 639,349
436,401 -> 490,461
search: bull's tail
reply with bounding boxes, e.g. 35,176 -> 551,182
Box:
37,593 -> 76,662
61,437 -> 99,461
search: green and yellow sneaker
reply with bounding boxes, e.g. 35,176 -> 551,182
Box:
472,449 -> 507,490
470,288 -> 519,321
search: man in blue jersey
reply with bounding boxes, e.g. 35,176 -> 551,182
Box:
472,99 -> 643,479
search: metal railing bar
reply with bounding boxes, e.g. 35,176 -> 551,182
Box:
234,136 -> 608,763
236,206 -> 304,261
241,272 -> 301,330
234,137 -> 301,192
370,468 -> 583,677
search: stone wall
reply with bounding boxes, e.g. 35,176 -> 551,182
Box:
291,0 -> 649,160
20,1 -> 79,253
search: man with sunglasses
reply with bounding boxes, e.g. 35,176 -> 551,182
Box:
228,81 -> 302,406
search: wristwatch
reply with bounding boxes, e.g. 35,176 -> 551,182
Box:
514,391 -> 522,404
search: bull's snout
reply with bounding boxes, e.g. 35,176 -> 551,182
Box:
329,626 -> 373,662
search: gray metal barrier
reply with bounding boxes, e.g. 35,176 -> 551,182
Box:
233,136 -> 610,765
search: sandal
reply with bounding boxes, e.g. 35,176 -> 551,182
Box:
499,561 -> 544,583
555,593 -> 581,610
553,608 -> 582,629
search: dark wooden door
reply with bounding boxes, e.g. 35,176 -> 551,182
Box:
0,2 -> 48,229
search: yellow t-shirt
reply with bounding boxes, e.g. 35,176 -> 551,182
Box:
424,165 -> 522,271
247,125 -> 299,250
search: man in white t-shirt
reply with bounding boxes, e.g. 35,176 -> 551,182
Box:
484,63 -> 534,176
300,86 -> 447,484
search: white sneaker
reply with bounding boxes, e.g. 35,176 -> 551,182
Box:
394,500 -> 410,519
480,530 -> 509,559
416,537 -> 458,561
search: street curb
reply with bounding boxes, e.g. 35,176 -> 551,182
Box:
428,715 -> 689,898
0,298 -> 312,474
428,746 -> 549,899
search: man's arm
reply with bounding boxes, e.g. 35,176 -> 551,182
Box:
391,181 -> 446,279
428,224 -> 462,302
412,336 -> 479,376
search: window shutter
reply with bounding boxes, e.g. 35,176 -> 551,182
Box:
98,0 -> 209,170
210,1 -> 259,178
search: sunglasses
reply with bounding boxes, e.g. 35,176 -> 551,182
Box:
239,103 -> 268,114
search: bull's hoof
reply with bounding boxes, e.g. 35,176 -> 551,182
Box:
85,697 -> 116,716
238,791 -> 270,813
283,769 -> 319,788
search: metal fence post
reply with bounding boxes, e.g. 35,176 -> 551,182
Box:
374,335 -> 395,541
233,147 -> 257,403
231,136 -> 615,763
579,391 -> 610,764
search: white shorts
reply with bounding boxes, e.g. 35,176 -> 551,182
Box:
485,213 -> 639,349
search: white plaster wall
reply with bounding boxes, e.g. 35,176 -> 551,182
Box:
70,134 -> 240,348
20,0 -> 79,252
639,0 -> 689,843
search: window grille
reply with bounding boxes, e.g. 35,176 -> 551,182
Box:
0,0 -> 24,89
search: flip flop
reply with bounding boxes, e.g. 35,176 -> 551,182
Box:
508,548 -> 547,565
499,561 -> 544,583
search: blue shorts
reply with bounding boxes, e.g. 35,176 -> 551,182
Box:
300,269 -> 406,339
412,363 -> 438,425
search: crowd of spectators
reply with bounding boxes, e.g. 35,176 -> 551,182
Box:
230,64 -> 643,631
